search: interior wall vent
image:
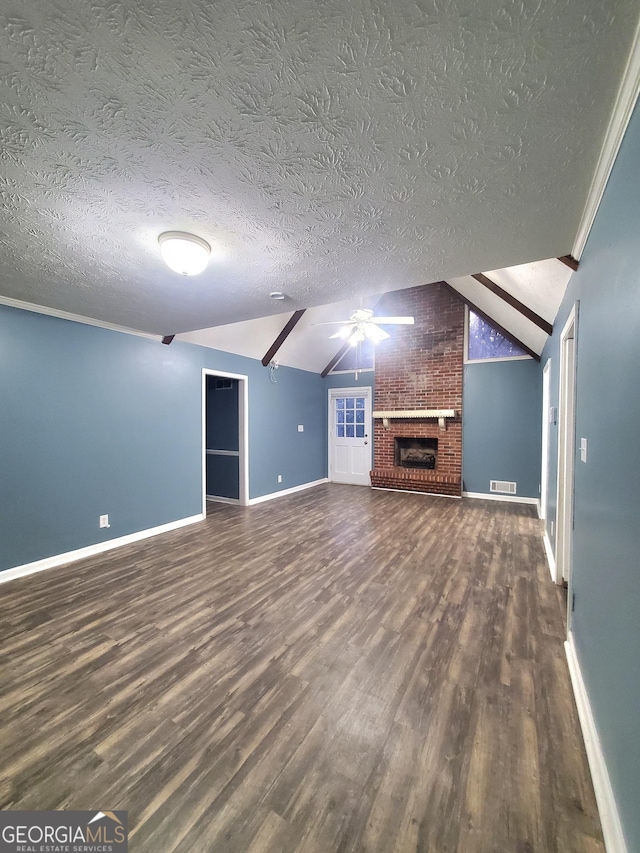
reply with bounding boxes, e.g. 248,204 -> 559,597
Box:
490,480 -> 517,495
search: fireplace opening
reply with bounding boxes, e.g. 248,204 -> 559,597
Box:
394,437 -> 438,469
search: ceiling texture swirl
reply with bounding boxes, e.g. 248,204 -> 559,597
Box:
0,0 -> 639,344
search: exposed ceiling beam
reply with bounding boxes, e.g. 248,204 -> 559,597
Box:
261,309 -> 306,366
471,273 -> 553,335
442,281 -> 541,362
321,342 -> 351,378
558,255 -> 579,271
161,335 -> 175,345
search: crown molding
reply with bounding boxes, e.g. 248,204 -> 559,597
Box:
0,294 -> 160,341
572,21 -> 640,260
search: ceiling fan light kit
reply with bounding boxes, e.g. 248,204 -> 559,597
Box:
159,231 -> 211,276
322,308 -> 414,346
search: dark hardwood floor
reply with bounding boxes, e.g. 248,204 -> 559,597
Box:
0,485 -> 603,852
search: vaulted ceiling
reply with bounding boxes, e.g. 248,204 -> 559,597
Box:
1,0 -> 639,364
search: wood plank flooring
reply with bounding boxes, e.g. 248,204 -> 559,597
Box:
0,485 -> 603,852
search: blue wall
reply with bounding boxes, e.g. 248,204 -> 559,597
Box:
541,98 -> 640,852
0,306 -> 326,573
463,359 -> 542,498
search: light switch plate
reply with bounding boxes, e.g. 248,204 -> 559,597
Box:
297,424 -> 304,432
580,437 -> 587,462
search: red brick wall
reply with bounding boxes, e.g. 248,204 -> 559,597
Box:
370,282 -> 464,496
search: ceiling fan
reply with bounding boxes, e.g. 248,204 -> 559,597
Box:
317,308 -> 415,346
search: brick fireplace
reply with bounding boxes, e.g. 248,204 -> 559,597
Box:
370,282 -> 464,496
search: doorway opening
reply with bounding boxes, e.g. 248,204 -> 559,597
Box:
555,305 -> 578,628
540,358 -> 551,522
202,369 -> 249,510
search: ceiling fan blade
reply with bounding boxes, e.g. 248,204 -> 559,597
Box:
313,320 -> 356,326
329,326 -> 354,339
364,324 -> 390,343
368,316 -> 415,325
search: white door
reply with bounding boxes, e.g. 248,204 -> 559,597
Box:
328,387 -> 372,486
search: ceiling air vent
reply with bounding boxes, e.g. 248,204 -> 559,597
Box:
490,480 -> 517,495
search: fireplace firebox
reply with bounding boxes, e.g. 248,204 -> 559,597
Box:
394,437 -> 438,469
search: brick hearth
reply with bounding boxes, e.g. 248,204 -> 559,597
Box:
371,282 -> 464,496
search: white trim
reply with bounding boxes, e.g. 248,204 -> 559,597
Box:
462,491 -> 539,505
329,368 -> 375,375
465,355 -> 532,365
373,408 -> 456,419
247,478 -> 328,506
0,513 -> 204,586
556,305 -> 578,598
565,634 -> 628,853
202,369 -> 249,509
572,23 -> 640,259
0,294 -> 159,340
206,495 -> 240,505
543,529 -> 556,582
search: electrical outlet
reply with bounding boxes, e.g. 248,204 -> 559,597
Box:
277,474 -> 282,483
297,424 -> 304,432
580,437 -> 588,463
99,514 -> 110,529
550,521 -> 554,536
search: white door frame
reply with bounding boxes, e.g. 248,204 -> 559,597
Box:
540,358 -> 551,520
555,305 -> 578,610
202,369 -> 249,509
327,386 -> 372,485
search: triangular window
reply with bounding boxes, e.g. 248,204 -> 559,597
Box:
466,310 -> 530,361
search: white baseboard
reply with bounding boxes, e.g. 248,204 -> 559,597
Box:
206,495 -> 240,505
543,529 -> 557,582
565,634 -> 628,853
462,491 -> 539,505
0,513 -> 205,585
247,478 -> 328,506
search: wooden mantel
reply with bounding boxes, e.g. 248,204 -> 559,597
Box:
373,408 -> 456,430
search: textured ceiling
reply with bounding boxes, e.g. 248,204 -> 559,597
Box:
0,0 -> 638,335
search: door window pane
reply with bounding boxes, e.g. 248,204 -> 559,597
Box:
334,395 -> 368,438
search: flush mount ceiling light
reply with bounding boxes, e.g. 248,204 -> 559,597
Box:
158,231 -> 211,276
